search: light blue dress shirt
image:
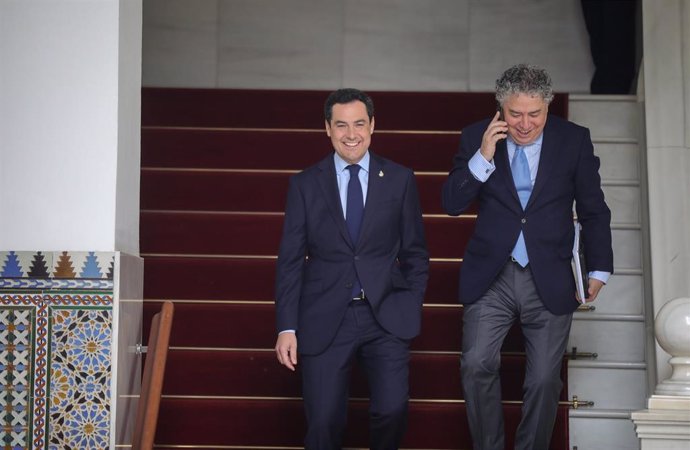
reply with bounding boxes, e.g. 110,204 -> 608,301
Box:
467,136 -> 610,285
334,151 -> 370,216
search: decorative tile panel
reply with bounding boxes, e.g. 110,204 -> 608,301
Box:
0,308 -> 33,449
0,252 -> 115,291
0,251 -> 116,450
49,308 -> 111,450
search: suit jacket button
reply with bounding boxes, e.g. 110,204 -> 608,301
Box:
345,282 -> 353,289
354,256 -> 360,261
521,218 -> 527,224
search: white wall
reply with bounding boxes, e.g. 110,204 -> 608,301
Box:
0,1 -> 141,254
116,0 -> 143,254
142,0 -> 595,92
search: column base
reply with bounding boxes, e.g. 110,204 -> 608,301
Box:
631,396 -> 690,450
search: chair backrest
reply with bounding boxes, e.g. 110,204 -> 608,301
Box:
132,301 -> 174,450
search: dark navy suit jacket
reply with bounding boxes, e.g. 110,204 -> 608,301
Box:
442,115 -> 613,315
275,152 -> 429,355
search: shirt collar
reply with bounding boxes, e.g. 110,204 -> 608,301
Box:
508,133 -> 543,155
334,151 -> 370,174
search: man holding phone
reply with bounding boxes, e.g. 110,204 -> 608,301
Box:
442,64 -> 613,450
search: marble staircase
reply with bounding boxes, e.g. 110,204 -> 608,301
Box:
567,94 -> 649,450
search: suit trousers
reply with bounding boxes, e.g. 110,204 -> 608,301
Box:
461,260 -> 573,450
300,299 -> 410,450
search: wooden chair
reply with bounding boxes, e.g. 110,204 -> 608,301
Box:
132,301 -> 174,450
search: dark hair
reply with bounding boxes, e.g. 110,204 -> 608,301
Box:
495,64 -> 554,106
324,88 -> 375,123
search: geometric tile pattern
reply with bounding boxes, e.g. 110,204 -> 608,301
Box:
0,294 -> 114,450
0,279 -> 114,291
0,251 -> 115,282
0,251 -> 116,450
49,308 -> 111,450
0,308 -> 33,450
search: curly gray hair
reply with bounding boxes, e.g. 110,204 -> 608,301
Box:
495,64 -> 554,106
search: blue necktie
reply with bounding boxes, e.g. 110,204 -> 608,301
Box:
346,165 -> 363,295
511,146 -> 532,267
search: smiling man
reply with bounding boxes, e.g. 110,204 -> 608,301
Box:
442,65 -> 613,450
275,88 -> 429,450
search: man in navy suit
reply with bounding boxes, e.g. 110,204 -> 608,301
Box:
442,65 -> 613,450
275,88 -> 429,450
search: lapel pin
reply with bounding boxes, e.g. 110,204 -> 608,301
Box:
379,170 -> 384,177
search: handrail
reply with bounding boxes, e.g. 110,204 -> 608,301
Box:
132,301 -> 174,450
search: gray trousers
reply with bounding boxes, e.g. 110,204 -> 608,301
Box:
461,260 -> 573,450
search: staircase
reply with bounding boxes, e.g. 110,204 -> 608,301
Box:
140,88 -> 572,449
566,94 -> 649,450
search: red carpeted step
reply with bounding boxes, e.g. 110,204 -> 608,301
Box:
142,88 -> 568,131
143,256 -> 279,301
143,255 -> 461,303
160,349 -> 567,401
140,211 -> 283,256
153,397 -> 569,449
142,302 -> 525,353
140,211 -> 475,259
140,168 -> 461,215
142,128 -> 460,173
406,215 -> 481,260
140,169 -> 289,212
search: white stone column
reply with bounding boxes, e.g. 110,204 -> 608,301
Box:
632,1 -> 690,447
640,0 -> 690,386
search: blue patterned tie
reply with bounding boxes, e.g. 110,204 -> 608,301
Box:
346,165 -> 363,295
511,146 -> 531,267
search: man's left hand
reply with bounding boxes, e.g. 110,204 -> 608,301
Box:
582,278 -> 605,303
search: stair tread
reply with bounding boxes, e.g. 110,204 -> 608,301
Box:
140,211 -> 475,258
142,88 -> 568,130
158,348 -> 567,401
142,302 -> 525,353
140,169 -> 455,215
142,128 -> 459,172
153,397 -> 569,449
143,255 -> 462,304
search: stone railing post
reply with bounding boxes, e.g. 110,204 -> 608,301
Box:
631,297 -> 690,449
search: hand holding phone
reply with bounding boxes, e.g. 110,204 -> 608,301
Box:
480,108 -> 508,161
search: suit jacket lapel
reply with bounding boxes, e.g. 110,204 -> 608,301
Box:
528,118 -> 556,209
494,139 -> 522,208
316,154 -> 353,247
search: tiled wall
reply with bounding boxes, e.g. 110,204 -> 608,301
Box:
0,251 -> 116,450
